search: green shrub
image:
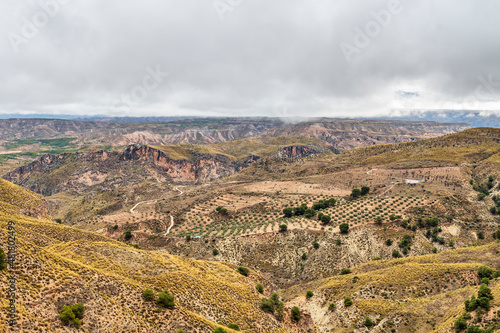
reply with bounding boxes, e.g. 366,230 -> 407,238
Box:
214,327 -> 228,333
212,249 -> 219,256
478,266 -> 493,279
385,239 -> 393,246
313,241 -> 320,249
454,316 -> 467,332
59,303 -> 85,328
276,301 -> 284,321
302,253 -> 307,260
304,208 -> 316,218
344,297 -> 352,306
282,207 -> 293,217
156,291 -> 175,308
237,266 -> 249,276
306,290 -> 313,298
340,268 -> 351,275
255,283 -> 264,294
0,248 -> 7,270
279,224 -> 288,232
271,293 -> 280,305
361,186 -> 370,195
124,231 -> 132,240
351,188 -> 361,198
328,303 -> 336,311
291,306 -> 301,321
481,278 -> 490,285
227,323 -> 240,330
216,206 -> 228,214
392,250 -> 402,258
142,289 -> 155,301
321,215 -> 331,224
364,316 -> 374,328
339,223 -> 349,234
478,283 -> 493,300
260,298 -> 275,313
336,239 -> 341,245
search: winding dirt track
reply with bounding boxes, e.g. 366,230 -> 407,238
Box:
129,185 -> 184,236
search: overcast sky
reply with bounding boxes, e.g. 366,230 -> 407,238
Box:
1,0 -> 499,118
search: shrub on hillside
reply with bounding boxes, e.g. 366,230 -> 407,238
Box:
321,214 -> 332,224
216,206 -> 228,214
283,207 -> 293,218
156,291 -> 175,308
304,208 -> 316,218
227,323 -> 240,330
60,303 -> 85,328
344,297 -> 352,306
364,316 -> 374,328
392,250 -> 402,258
142,289 -> 155,301
291,306 -> 301,321
124,231 -> 132,240
361,186 -> 370,195
270,292 -> 280,305
478,266 -> 493,279
260,298 -> 275,313
237,266 -> 249,276
0,247 -> 7,270
214,327 -> 228,333
339,223 -> 349,234
351,188 -> 361,198
255,283 -> 264,294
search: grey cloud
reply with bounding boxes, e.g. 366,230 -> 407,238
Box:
0,0 -> 499,117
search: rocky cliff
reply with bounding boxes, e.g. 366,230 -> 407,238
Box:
2,143 -> 321,196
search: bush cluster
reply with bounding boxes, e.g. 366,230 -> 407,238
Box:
60,303 -> 85,328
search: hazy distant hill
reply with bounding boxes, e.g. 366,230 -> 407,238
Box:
380,110 -> 500,128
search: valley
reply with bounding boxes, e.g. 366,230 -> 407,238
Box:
1,121 -> 500,332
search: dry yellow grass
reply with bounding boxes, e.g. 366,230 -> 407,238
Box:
0,179 -> 291,332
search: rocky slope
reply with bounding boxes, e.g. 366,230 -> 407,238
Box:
2,140 -> 325,196
2,147 -> 244,195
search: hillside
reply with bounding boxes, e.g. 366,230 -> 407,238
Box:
282,243 -> 500,332
0,179 -> 305,332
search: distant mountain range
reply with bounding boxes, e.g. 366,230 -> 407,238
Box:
378,110 -> 500,128
0,110 -> 498,127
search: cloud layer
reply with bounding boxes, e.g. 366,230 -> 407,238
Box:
1,0 -> 500,117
